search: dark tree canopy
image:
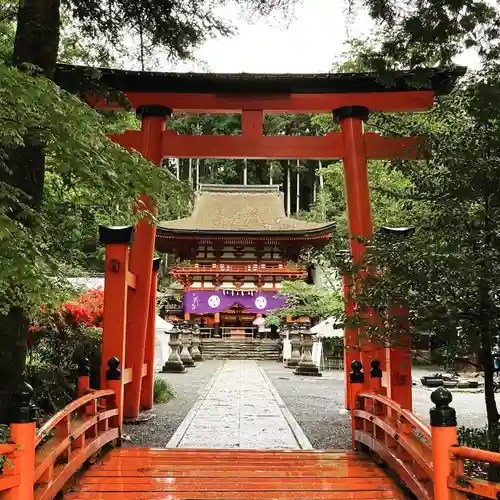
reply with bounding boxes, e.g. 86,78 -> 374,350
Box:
357,0 -> 500,67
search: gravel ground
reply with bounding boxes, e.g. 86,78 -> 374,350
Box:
261,362 -> 496,450
123,360 -> 221,448
260,361 -> 352,449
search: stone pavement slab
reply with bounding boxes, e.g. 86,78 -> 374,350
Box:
167,360 -> 312,450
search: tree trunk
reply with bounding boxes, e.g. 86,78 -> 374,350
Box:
477,210 -> 500,479
0,0 -> 61,423
13,0 -> 60,77
479,323 -> 500,480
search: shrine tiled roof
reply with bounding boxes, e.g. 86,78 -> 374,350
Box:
158,184 -> 334,236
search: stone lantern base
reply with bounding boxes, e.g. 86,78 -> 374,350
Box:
294,362 -> 322,376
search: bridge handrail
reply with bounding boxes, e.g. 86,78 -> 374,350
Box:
33,388 -> 119,499
353,390 -> 434,500
35,389 -> 115,446
0,359 -> 123,500
448,446 -> 500,499
0,443 -> 22,493
357,391 -> 432,440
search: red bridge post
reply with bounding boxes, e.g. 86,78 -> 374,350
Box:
430,387 -> 457,500
349,360 -> 364,450
77,357 -> 90,398
106,357 -> 124,433
5,382 -> 36,500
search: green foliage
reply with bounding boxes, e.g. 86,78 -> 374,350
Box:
0,63 -> 190,315
358,0 -> 499,68
264,315 -> 281,327
458,426 -> 496,479
359,66 -> 500,358
153,376 -> 174,404
270,280 -> 343,320
27,324 -> 101,416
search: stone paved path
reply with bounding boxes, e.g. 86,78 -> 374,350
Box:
167,360 -> 311,450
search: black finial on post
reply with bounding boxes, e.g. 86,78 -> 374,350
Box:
9,381 -> 37,423
98,225 -> 135,245
430,386 -> 456,427
350,360 -> 364,383
136,105 -> 172,118
77,357 -> 90,377
333,105 -> 370,123
370,360 -> 382,378
106,357 -> 122,381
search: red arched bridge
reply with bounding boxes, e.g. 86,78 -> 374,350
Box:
0,354 -> 497,500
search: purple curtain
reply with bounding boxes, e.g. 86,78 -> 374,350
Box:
183,290 -> 285,314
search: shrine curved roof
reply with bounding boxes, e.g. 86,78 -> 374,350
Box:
55,64 -> 465,95
157,184 -> 334,237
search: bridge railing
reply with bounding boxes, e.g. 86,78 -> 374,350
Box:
351,359 -> 434,500
448,446 -> 500,499
352,359 -> 500,500
0,357 -> 123,500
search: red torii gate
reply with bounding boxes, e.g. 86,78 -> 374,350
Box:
56,64 -> 464,419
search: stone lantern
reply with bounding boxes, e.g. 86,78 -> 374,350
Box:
285,322 -> 302,368
294,322 -> 322,376
162,323 -> 186,373
179,320 -> 196,367
190,324 -> 203,362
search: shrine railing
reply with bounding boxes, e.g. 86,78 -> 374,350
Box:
221,326 -> 257,339
351,359 -> 500,500
172,262 -> 307,277
0,358 -> 123,500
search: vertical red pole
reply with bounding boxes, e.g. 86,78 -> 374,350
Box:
430,387 -> 457,500
140,258 -> 160,410
349,360 -> 364,450
99,226 -> 134,388
386,304 -> 412,409
5,382 -> 36,500
77,357 -> 90,398
106,357 -> 124,433
342,269 -> 360,409
124,105 -> 170,419
334,106 -> 382,394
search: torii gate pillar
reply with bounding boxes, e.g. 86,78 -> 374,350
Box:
334,106 -> 411,410
123,105 -> 171,419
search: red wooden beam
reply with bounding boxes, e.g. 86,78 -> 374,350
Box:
109,130 -> 420,160
99,90 -> 435,113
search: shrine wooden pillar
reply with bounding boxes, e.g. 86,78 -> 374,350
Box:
140,257 -> 161,411
386,304 -> 412,409
333,106 -> 383,398
380,226 -> 414,410
124,105 -> 171,419
342,270 -> 359,409
99,226 -> 134,388
214,312 -> 221,337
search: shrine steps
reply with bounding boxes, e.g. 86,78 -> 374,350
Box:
65,448 -> 405,499
200,339 -> 280,360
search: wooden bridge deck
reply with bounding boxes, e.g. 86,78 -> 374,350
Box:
65,448 -> 405,499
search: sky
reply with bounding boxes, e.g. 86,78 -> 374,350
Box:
154,0 -> 481,74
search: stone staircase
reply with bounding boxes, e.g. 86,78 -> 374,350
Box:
200,339 -> 281,360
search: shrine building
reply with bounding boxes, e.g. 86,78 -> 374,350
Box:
155,184 -> 334,336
